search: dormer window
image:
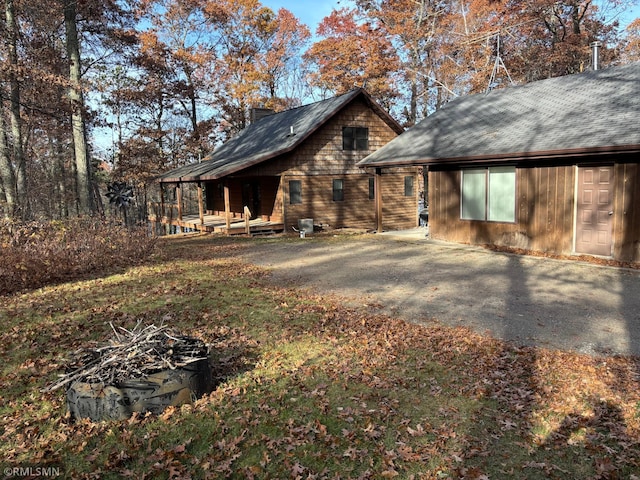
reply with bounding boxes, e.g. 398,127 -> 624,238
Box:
342,127 -> 369,151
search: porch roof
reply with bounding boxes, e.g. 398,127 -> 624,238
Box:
159,89 -> 403,183
358,62 -> 640,168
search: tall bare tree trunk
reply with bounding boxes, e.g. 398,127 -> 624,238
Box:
52,131 -> 69,219
0,101 -> 17,218
64,0 -> 94,215
5,0 -> 28,219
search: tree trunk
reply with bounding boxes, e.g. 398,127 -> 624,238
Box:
0,100 -> 17,218
64,0 -> 94,215
53,131 -> 69,218
5,0 -> 28,219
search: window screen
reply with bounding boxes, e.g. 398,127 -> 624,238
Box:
461,169 -> 487,220
369,177 -> 375,200
488,167 -> 516,222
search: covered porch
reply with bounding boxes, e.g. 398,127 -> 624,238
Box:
149,203 -> 284,235
151,176 -> 285,236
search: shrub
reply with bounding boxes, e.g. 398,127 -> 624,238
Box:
0,217 -> 156,295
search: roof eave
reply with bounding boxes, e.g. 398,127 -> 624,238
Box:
359,144 -> 640,169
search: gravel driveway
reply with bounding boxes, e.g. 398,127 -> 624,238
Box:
242,229 -> 640,357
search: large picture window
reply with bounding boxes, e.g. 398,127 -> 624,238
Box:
343,127 -> 369,151
461,167 -> 515,222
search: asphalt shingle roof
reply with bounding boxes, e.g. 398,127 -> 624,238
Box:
159,89 -> 402,182
358,62 -> 640,167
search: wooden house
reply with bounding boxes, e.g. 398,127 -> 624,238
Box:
155,89 -> 420,235
358,62 -> 640,262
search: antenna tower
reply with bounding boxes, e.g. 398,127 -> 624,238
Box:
486,33 -> 515,92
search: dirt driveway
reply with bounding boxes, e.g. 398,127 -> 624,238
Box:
241,230 -> 640,357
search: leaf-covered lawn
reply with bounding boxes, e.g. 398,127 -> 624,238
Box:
1,234 -> 640,479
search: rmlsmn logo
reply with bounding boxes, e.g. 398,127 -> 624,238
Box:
4,466 -> 61,477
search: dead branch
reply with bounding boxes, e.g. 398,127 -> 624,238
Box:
43,323 -> 209,392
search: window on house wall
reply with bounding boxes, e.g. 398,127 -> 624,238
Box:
461,166 -> 516,222
369,177 -> 375,200
404,176 -> 414,197
217,183 -> 224,199
333,179 -> 344,201
289,180 -> 302,204
342,127 -> 369,151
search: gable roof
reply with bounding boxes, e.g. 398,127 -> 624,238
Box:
358,62 -> 640,168
159,89 -> 403,183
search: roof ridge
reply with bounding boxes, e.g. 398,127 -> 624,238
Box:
255,88 -> 363,120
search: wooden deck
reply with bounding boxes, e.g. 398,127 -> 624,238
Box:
149,213 -> 285,235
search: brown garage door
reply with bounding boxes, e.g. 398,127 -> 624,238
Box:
576,166 -> 613,257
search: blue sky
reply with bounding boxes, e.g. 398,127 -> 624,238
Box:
619,4 -> 640,28
261,0 -> 342,34
261,0 -> 640,33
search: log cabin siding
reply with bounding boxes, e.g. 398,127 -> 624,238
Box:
284,174 -> 375,230
379,168 -> 421,230
282,167 -> 418,231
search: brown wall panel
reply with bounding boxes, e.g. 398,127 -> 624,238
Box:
429,166 -> 576,254
614,162 -> 640,262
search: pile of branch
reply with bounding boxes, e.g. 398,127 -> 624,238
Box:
44,322 -> 209,392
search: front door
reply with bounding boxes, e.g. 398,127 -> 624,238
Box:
575,166 -> 613,256
242,181 -> 261,220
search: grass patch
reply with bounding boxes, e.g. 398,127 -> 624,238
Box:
1,233 -> 639,478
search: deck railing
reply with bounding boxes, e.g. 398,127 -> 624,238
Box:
149,202 -> 179,221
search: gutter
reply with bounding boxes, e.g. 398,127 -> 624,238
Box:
357,144 -> 640,169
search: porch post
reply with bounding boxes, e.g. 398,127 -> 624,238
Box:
159,183 -> 165,219
224,181 -> 231,232
176,183 -> 183,221
244,206 -> 251,235
375,168 -> 383,233
281,175 -> 287,232
197,182 -> 204,227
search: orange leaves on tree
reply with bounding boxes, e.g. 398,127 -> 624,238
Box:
304,8 -> 399,109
